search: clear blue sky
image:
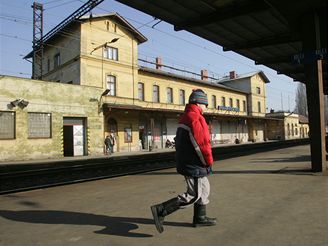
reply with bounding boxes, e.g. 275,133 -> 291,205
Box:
0,0 -> 298,111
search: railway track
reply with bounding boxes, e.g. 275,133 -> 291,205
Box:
0,152 -> 176,195
0,139 -> 309,195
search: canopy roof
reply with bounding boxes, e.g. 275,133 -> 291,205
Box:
117,0 -> 327,93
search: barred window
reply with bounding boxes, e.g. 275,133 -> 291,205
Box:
0,111 -> 15,139
28,113 -> 51,138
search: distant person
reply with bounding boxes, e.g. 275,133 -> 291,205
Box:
104,135 -> 111,155
104,131 -> 116,155
151,89 -> 216,233
109,131 -> 116,153
165,139 -> 173,148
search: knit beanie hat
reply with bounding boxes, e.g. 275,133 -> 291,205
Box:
188,89 -> 208,106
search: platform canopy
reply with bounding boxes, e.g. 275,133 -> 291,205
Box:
117,0 -> 327,92
117,0 -> 327,172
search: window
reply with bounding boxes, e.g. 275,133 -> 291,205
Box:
221,97 -> 226,107
179,89 -> 185,105
256,87 -> 261,94
138,82 -> 144,101
153,85 -> 160,103
236,99 -> 240,110
287,124 -> 290,136
243,100 -> 246,112
104,46 -> 118,61
167,87 -> 173,103
28,113 -> 51,138
54,53 -> 60,68
0,111 -> 15,139
295,125 -> 298,135
106,75 -> 116,96
211,95 -> 217,108
258,101 -> 261,113
229,98 -> 233,107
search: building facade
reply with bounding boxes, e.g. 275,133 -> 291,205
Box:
0,13 -> 308,162
265,111 -> 309,140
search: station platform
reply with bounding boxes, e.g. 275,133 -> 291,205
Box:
1,144 -> 327,246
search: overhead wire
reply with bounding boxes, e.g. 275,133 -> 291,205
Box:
2,0 -> 296,97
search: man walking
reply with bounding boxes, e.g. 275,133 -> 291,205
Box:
151,89 -> 216,233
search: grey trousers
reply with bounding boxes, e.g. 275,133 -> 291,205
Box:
177,176 -> 210,208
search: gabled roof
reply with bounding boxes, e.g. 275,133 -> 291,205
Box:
25,12 -> 147,59
218,71 -> 270,84
79,12 -> 147,44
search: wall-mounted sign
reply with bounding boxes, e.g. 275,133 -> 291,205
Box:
292,48 -> 327,64
218,106 -> 240,112
124,127 -> 132,143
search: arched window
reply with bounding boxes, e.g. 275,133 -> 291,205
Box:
107,118 -> 118,133
287,123 -> 290,136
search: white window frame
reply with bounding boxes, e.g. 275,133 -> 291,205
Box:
167,87 -> 173,103
179,89 -> 185,105
138,82 -> 144,101
104,46 -> 118,61
153,85 -> 160,103
106,75 -> 116,96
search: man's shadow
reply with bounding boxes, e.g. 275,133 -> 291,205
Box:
0,210 -> 191,237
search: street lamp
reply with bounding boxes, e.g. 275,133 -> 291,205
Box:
90,38 -> 120,89
90,38 -> 120,54
99,88 -> 111,113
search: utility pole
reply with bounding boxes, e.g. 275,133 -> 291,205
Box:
281,92 -> 284,111
32,2 -> 43,80
30,0 -> 104,80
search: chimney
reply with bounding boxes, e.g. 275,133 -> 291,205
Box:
229,70 -> 236,79
201,69 -> 208,81
156,57 -> 162,69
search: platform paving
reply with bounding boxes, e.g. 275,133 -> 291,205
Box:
0,145 -> 327,246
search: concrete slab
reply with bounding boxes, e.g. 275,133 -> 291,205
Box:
0,145 -> 327,246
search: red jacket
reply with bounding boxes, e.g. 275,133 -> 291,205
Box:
175,104 -> 213,177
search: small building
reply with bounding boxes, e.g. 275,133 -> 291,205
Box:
265,111 -> 309,140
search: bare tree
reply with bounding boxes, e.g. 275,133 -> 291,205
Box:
294,83 -> 308,117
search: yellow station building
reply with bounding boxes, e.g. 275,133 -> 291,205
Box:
0,13 -> 308,161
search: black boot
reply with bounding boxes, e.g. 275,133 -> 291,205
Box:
193,204 -> 217,227
151,197 -> 180,233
